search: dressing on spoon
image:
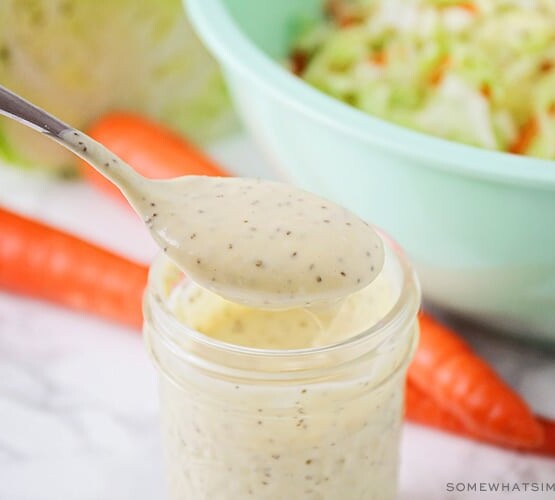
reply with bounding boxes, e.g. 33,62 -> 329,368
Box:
0,85 -> 384,308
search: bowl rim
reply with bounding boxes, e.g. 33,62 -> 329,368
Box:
186,0 -> 555,190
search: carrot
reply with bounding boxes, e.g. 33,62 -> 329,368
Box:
508,116 -> 538,155
325,0 -> 360,27
291,50 -> 309,76
406,381 -> 478,438
535,416 -> 555,457
406,383 -> 555,457
408,311 -> 544,448
369,51 -> 387,66
479,83 -> 491,99
0,206 -> 148,328
454,2 -> 478,15
428,56 -> 450,86
80,112 -> 229,202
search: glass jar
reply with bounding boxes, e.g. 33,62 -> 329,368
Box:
144,240 -> 420,500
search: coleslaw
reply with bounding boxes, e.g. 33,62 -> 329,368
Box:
290,0 -> 555,158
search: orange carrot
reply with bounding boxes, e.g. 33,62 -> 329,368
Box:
406,383 -> 555,457
428,56 -> 450,86
454,2 -> 478,14
80,113 -> 229,202
291,50 -> 309,76
480,83 -> 491,99
408,312 -> 544,448
0,206 -> 148,328
508,116 -> 538,155
406,382 -> 478,437
325,0 -> 359,27
369,51 -> 387,66
535,416 -> 555,457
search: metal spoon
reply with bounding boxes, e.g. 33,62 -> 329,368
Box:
0,85 -> 384,308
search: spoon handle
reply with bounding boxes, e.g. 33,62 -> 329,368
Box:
0,85 -> 69,136
0,84 -> 144,192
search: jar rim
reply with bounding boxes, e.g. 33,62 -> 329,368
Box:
145,231 -> 421,367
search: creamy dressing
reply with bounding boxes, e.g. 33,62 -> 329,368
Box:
61,127 -> 411,500
147,255 -> 416,500
168,271 -> 393,350
61,130 -> 384,309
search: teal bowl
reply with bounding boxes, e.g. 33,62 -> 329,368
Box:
187,0 -> 555,342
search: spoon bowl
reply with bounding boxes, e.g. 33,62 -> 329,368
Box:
0,85 -> 384,308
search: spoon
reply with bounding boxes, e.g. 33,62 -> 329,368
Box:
0,85 -> 384,309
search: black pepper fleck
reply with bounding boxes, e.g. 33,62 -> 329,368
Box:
286,230 -> 292,236
340,271 -> 346,277
316,276 -> 322,283
190,233 -> 197,239
255,260 -> 263,268
291,252 -> 298,257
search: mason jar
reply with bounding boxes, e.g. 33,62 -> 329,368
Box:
144,238 -> 420,500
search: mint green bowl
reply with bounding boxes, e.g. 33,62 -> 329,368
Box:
187,0 -> 555,342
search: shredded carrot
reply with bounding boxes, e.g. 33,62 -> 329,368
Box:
539,60 -> 553,73
291,50 -> 309,76
325,0 -> 359,27
508,116 -> 539,154
428,56 -> 451,86
454,2 -> 478,14
480,83 -> 491,99
369,51 -> 387,66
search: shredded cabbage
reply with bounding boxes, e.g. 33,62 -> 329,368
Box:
0,0 -> 235,173
291,0 -> 555,158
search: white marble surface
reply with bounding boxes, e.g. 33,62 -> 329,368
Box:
0,134 -> 553,500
